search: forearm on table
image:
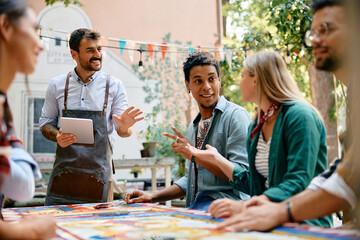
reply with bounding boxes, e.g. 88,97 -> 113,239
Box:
41,124 -> 58,142
2,161 -> 35,202
195,155 -> 235,181
151,184 -> 185,203
0,221 -> 26,239
290,188 -> 349,222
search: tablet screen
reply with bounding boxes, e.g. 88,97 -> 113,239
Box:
60,117 -> 94,144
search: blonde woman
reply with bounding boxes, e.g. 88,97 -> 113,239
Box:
187,51 -> 332,227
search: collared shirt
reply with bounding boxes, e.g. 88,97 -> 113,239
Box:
39,69 -> 129,147
175,96 -> 251,207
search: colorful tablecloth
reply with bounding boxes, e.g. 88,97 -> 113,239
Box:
3,201 -> 359,239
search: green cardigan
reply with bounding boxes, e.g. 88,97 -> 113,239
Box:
231,102 -> 332,227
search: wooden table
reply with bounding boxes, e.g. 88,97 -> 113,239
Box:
37,157 -> 176,206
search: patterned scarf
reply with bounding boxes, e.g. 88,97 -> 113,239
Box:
250,103 -> 280,140
0,92 -> 11,191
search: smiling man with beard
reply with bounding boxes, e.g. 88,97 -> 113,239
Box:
125,52 -> 251,211
40,28 -> 144,205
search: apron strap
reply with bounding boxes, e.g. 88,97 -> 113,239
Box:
104,75 -> 114,174
64,72 -> 110,115
102,74 -> 110,116
64,72 -> 72,113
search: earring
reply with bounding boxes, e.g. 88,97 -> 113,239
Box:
188,90 -> 190,93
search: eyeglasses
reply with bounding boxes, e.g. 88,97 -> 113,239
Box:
304,23 -> 331,47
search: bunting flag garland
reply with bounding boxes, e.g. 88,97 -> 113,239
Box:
160,43 -> 168,60
246,49 -> 253,58
37,26 -> 297,72
100,37 -> 109,57
101,37 -> 109,49
42,37 -> 50,50
66,33 -> 71,50
215,44 -> 223,60
169,46 -> 177,66
225,50 -> 233,70
119,39 -> 126,55
147,44 -> 155,63
219,46 -> 225,61
189,47 -> 196,54
127,41 -> 135,63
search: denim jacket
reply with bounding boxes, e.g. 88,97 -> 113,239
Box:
175,96 -> 251,207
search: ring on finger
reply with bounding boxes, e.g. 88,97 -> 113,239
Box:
176,136 -> 179,142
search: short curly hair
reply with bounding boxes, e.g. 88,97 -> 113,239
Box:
69,28 -> 101,52
183,52 -> 220,82
311,0 -> 344,13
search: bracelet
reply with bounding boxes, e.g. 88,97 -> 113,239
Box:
191,155 -> 196,163
286,201 -> 295,222
6,134 -> 23,145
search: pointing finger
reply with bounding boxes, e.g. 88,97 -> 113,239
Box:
171,126 -> 186,138
163,132 -> 177,141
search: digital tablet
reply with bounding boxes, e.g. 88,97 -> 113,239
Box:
60,117 -> 94,144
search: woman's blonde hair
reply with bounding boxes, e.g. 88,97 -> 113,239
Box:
243,51 -> 321,118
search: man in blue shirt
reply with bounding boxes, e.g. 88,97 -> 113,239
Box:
125,52 -> 251,210
40,28 -> 143,205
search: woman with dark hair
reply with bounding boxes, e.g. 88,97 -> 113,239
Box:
0,0 -> 56,238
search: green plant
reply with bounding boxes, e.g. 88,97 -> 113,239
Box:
130,168 -> 142,174
134,34 -> 190,177
221,0 -> 314,112
138,117 -> 187,178
45,0 -> 83,6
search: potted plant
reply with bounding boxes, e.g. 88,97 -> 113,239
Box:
130,168 -> 142,178
139,112 -> 162,158
138,119 -> 187,179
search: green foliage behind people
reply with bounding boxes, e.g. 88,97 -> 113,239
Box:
136,34 -> 191,178
221,0 -> 313,114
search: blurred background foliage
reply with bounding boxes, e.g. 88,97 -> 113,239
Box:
220,0 -> 314,116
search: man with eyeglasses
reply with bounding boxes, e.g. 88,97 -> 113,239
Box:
213,0 -> 360,231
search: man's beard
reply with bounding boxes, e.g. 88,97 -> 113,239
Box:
316,54 -> 342,72
79,58 -> 102,71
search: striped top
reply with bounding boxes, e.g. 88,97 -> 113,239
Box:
255,131 -> 271,189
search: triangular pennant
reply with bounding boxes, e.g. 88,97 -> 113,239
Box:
160,43 -> 168,60
196,45 -> 201,52
169,46 -> 177,67
215,44 -> 222,60
147,44 -> 155,62
219,46 -> 225,61
42,37 -> 50,50
202,48 -> 209,52
119,39 -> 126,55
246,49 -> 253,58
66,33 -> 71,49
189,47 -> 196,54
127,41 -> 135,63
100,37 -> 109,51
225,50 -> 233,70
